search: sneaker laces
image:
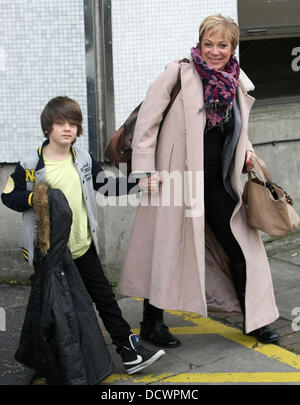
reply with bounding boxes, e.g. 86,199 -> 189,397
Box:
134,343 -> 155,357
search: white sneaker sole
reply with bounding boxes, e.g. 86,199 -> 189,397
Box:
126,349 -> 166,375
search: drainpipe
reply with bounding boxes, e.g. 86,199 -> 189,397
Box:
84,0 -> 115,162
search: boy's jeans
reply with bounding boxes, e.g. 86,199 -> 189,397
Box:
74,243 -> 132,349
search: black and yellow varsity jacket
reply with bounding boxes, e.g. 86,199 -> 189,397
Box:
1,140 -> 138,265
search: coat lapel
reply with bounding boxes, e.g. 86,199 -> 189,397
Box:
180,62 -> 206,172
237,86 -> 255,130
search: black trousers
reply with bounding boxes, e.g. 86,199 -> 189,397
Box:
204,176 -> 245,265
74,244 -> 132,348
144,175 -> 246,320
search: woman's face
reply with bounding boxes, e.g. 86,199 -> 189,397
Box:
200,29 -> 233,71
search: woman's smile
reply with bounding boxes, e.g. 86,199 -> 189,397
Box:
200,29 -> 233,71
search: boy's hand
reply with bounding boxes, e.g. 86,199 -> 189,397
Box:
138,173 -> 162,193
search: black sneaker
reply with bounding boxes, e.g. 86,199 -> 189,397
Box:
119,334 -> 165,375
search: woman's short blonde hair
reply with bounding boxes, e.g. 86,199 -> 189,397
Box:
198,14 -> 240,52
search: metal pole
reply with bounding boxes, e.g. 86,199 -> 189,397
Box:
84,0 -> 115,162
95,0 -> 115,162
84,0 -> 99,159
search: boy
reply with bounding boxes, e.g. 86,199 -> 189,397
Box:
1,96 -> 165,375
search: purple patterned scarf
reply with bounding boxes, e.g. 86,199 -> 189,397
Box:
191,46 -> 240,128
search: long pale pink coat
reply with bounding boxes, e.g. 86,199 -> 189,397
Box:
118,60 -> 279,333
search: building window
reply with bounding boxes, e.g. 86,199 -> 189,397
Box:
239,37 -> 300,100
238,0 -> 300,102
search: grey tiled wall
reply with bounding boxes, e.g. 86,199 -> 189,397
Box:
0,0 -> 88,163
0,0 -> 238,163
111,0 -> 237,129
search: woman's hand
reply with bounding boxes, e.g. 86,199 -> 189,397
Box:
138,172 -> 162,193
244,151 -> 256,172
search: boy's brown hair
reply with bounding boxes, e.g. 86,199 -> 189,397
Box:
40,96 -> 83,138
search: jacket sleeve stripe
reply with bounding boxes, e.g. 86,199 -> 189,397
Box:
22,248 -> 29,261
28,192 -> 33,207
1,163 -> 34,212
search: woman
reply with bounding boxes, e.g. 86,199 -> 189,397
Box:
119,14 -> 280,347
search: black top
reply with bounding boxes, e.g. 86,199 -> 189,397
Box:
204,112 -> 235,183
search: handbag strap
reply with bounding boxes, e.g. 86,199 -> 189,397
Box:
162,58 -> 190,120
251,156 -> 273,185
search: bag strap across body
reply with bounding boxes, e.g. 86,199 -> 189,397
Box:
162,58 -> 190,119
104,58 -> 190,168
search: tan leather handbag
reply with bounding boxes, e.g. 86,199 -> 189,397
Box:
243,156 -> 300,236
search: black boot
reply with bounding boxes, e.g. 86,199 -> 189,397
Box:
140,300 -> 181,348
248,325 -> 280,344
230,263 -> 280,344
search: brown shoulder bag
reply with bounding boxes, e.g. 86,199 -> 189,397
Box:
243,156 -> 300,236
104,59 -> 190,172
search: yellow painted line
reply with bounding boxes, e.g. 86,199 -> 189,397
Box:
104,372 -> 300,384
253,345 -> 300,370
165,311 -> 300,371
103,299 -> 300,383
126,315 -> 300,371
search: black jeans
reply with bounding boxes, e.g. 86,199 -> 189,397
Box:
204,176 -> 245,265
74,244 -> 132,348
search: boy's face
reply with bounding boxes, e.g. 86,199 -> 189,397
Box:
49,120 -> 78,146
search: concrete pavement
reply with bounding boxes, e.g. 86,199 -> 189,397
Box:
0,230 -> 300,386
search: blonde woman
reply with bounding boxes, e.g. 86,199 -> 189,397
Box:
119,15 -> 280,347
